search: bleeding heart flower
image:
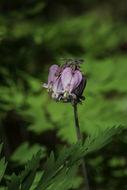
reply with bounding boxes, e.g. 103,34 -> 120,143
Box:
42,59 -> 86,104
52,76 -> 64,99
72,76 -> 86,99
43,64 -> 61,90
61,67 -> 82,95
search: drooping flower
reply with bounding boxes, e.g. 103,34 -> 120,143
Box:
43,59 -> 86,104
52,76 -> 63,99
61,67 -> 82,97
43,64 -> 61,91
72,76 -> 87,101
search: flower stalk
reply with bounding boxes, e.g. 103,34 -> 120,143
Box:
73,101 -> 90,190
43,58 -> 89,189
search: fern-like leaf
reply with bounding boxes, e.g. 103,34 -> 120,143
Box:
0,143 -> 7,183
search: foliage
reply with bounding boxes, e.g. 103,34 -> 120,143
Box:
0,0 -> 127,189
10,142 -> 46,165
0,143 -> 7,183
0,126 -> 122,190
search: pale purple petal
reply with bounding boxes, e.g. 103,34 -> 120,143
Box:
48,65 -> 61,85
42,83 -> 48,88
61,67 -> 82,93
69,70 -> 82,92
72,76 -> 86,94
61,67 -> 73,91
53,76 -> 63,95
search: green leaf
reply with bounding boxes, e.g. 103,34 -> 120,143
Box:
0,157 -> 7,183
30,172 -> 43,190
0,143 -> 7,183
36,126 -> 122,190
84,126 -> 122,155
11,142 -> 46,164
7,173 -> 20,190
20,151 -> 42,184
21,172 -> 36,190
8,151 -> 42,190
33,126 -> 122,190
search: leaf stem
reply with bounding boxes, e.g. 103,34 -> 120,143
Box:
73,101 -> 90,190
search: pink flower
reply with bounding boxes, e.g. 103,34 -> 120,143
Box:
43,64 -> 61,90
42,59 -> 86,103
52,76 -> 64,99
61,67 -> 82,95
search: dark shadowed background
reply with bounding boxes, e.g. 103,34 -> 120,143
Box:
0,0 -> 127,189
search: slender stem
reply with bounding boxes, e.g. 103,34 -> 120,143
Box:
73,102 -> 90,190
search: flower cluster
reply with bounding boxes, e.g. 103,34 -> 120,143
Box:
43,58 -> 86,104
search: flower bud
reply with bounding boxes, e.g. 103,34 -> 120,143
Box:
72,76 -> 87,103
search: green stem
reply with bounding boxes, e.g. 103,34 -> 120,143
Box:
73,102 -> 90,190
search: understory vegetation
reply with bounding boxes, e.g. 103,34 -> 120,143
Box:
0,0 -> 127,189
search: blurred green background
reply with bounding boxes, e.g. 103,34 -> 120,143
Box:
0,0 -> 127,189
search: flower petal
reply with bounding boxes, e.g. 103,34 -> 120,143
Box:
48,64 -> 61,85
42,83 -> 48,88
72,76 -> 86,97
61,67 -> 73,91
69,70 -> 82,92
61,67 -> 82,93
53,77 -> 63,93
